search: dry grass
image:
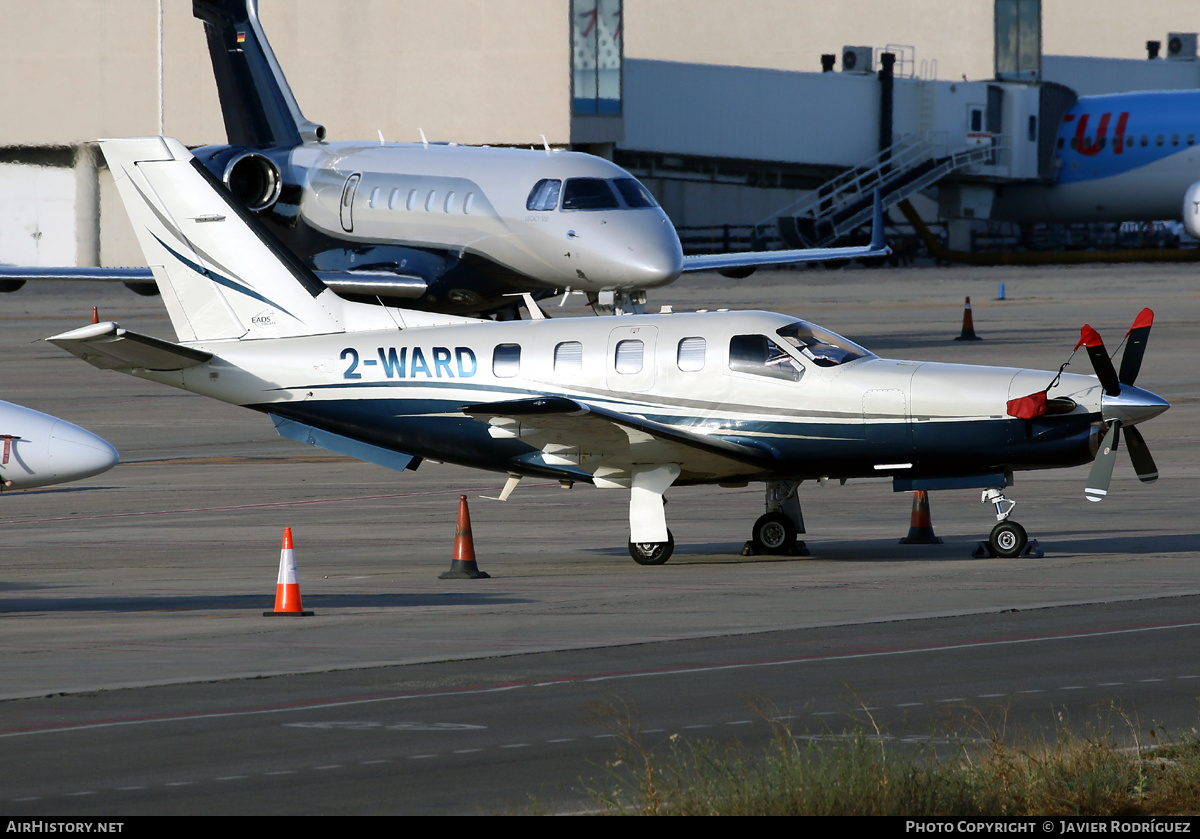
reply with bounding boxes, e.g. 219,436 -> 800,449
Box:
580,702 -> 1200,816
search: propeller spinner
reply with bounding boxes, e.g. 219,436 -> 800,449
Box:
1080,309 -> 1169,501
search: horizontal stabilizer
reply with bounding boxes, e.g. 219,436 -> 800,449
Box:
271,415 -> 417,473
47,322 -> 212,371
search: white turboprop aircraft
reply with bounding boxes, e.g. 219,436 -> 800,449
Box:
0,0 -> 887,317
0,400 -> 118,490
50,137 -> 1168,561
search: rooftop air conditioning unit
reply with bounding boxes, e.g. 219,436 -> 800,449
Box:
841,46 -> 873,74
1167,32 -> 1197,60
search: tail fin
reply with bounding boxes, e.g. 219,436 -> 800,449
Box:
100,137 -> 344,342
193,0 -> 325,148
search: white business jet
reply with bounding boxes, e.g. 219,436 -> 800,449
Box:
0,0 -> 888,317
49,137 -> 1167,562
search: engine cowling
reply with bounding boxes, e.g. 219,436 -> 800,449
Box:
1183,180 -> 1200,239
223,151 -> 283,213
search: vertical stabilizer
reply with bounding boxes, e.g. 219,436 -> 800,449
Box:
193,0 -> 325,147
100,137 -> 343,342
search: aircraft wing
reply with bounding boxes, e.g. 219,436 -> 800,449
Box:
0,266 -> 428,299
682,189 -> 889,273
47,322 -> 212,372
0,266 -> 156,283
463,396 -> 778,483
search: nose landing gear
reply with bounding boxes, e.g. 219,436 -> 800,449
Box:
975,488 -> 1043,558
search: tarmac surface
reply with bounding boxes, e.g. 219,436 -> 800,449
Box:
0,263 -> 1196,812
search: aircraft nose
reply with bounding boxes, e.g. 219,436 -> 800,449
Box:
1102,385 -> 1170,425
609,215 -> 684,288
47,420 -> 120,482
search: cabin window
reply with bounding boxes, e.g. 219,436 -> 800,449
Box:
729,335 -> 801,382
677,337 -> 705,372
389,188 -> 401,210
1157,134 -> 1165,146
1126,136 -> 1134,148
368,187 -> 381,208
614,339 -> 643,374
493,343 -> 522,378
1189,134 -> 1196,146
1069,137 -> 1077,151
526,179 -> 561,211
554,341 -> 583,374
406,189 -> 418,210
464,192 -> 475,214
444,191 -> 456,213
1056,137 -> 1064,150
424,190 -> 437,211
1172,134 -> 1180,146
1141,135 -> 1148,147
562,178 -> 620,210
613,178 -> 658,208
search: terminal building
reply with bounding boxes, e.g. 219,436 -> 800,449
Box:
1,0 -> 1199,270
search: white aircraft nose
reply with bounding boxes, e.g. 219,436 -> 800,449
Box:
610,214 -> 685,288
47,420 -> 120,482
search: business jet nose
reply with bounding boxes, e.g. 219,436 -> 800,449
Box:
47,420 -> 120,482
618,216 -> 685,288
1102,385 -> 1170,425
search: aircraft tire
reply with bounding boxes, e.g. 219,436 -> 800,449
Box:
989,521 -> 1028,558
629,529 -> 674,565
751,512 -> 797,555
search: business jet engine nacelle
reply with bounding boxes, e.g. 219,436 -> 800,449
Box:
202,147 -> 284,213
1183,180 -> 1200,240
0,401 -> 119,490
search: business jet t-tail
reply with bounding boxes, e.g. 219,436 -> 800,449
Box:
50,137 -> 1166,561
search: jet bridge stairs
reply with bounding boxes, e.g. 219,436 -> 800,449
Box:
772,135 -> 1002,249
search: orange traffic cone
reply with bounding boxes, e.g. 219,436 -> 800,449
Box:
899,491 -> 944,544
954,296 -> 982,341
91,307 -> 99,324
264,527 -> 314,616
439,495 -> 490,579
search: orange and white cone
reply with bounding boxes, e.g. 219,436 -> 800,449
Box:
899,491 -> 944,544
954,296 -> 982,341
264,527 -> 314,616
439,495 -> 490,579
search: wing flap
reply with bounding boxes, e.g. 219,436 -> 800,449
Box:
47,322 -> 212,372
463,396 -> 777,481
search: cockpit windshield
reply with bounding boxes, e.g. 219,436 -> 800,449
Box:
776,321 -> 873,368
562,178 -> 620,210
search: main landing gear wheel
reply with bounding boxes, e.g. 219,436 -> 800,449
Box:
629,529 -> 674,565
751,512 -> 797,555
989,520 -> 1028,558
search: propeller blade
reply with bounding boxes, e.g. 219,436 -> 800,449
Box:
1085,421 -> 1121,502
1076,325 -> 1121,397
1118,308 -> 1154,386
1122,425 -> 1159,483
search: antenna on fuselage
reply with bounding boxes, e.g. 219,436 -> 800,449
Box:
377,130 -> 385,145
541,134 -> 551,155
419,128 -> 429,149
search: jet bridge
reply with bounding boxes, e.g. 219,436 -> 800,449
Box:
618,56 -> 1069,245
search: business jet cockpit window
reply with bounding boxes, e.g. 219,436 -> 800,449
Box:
526,179 -> 562,212
612,178 -> 659,208
562,178 -> 621,210
776,321 -> 873,368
